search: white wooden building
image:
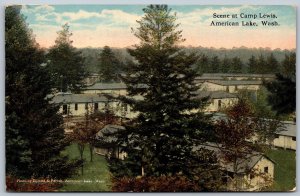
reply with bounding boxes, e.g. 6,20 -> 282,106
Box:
273,122 -> 296,150
193,91 -> 238,112
194,143 -> 275,191
200,80 -> 262,93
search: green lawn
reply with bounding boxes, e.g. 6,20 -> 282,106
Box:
59,144 -> 111,192
266,148 -> 296,191
57,145 -> 295,192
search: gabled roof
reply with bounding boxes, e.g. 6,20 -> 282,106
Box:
50,93 -> 110,104
205,80 -> 262,86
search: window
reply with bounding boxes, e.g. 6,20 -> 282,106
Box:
264,167 -> 268,173
63,104 -> 68,115
75,103 -> 78,111
250,173 -> 254,180
85,103 -> 88,110
292,137 -> 296,141
275,135 -> 279,139
94,103 -> 99,111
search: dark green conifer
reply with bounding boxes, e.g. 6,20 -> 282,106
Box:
5,6 -> 81,179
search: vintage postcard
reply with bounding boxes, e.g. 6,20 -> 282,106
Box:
5,4 -> 296,192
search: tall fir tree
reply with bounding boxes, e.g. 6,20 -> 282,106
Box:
248,55 -> 257,73
281,52 -> 296,79
210,56 -> 221,73
221,55 -> 231,73
230,57 -> 243,73
265,53 -> 296,115
98,46 -> 120,82
109,4 -> 216,183
266,53 -> 279,73
257,54 -> 266,74
47,24 -> 87,93
195,54 -> 210,74
5,6 -> 81,179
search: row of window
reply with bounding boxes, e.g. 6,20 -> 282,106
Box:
274,135 -> 296,141
62,103 -> 101,114
62,102 -> 128,115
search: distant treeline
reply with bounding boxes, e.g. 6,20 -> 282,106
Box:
78,46 -> 295,74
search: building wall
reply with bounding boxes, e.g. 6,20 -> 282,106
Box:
236,85 -> 260,92
273,135 -> 296,150
205,98 -> 238,112
226,157 -> 274,191
200,82 -> 226,92
59,100 -> 139,119
200,82 -> 260,93
248,157 -> 275,191
94,147 -> 127,160
59,102 -> 116,116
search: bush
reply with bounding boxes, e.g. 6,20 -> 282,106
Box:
112,175 -> 200,192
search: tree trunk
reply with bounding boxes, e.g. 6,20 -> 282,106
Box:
89,145 -> 93,162
78,144 -> 85,175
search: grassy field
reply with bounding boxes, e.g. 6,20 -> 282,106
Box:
59,144 -> 111,192
266,148 -> 296,191
58,144 -> 295,192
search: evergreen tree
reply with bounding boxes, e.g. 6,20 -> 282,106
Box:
266,53 -> 279,73
210,56 -> 220,73
281,52 -> 296,79
248,55 -> 257,73
47,24 -> 87,93
257,54 -> 266,74
109,5 -> 215,182
5,6 -> 81,179
230,57 -> 243,73
98,46 -> 120,82
195,54 -> 209,74
221,56 -> 231,73
265,53 -> 296,115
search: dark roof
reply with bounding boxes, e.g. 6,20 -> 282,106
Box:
50,93 -> 109,104
193,143 -> 275,174
277,122 -> 296,137
194,91 -> 237,99
199,73 -> 276,78
96,124 -> 125,143
195,76 -> 224,80
206,80 -> 262,86
84,83 -> 127,90
84,83 -> 148,90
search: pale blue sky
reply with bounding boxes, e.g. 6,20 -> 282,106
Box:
20,5 -> 296,49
